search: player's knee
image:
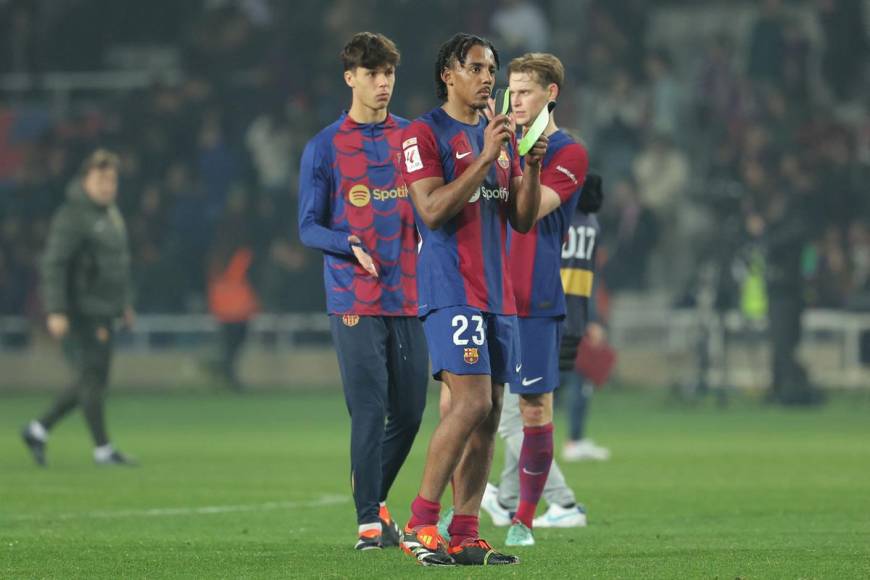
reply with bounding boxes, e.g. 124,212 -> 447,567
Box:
460,396 -> 492,424
79,369 -> 107,393
438,398 -> 451,419
519,395 -> 551,425
522,405 -> 545,424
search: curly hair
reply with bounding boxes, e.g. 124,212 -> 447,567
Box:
434,33 -> 499,102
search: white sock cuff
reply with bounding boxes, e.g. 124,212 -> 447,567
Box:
29,421 -> 48,441
358,522 -> 381,534
94,444 -> 114,461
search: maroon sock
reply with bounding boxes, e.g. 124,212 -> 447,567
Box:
514,423 -> 554,528
408,495 -> 440,529
448,514 -> 479,548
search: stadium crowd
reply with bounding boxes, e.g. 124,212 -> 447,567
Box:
1,0 -> 868,320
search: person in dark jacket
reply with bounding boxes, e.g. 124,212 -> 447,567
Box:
746,186 -> 824,406
21,149 -> 137,466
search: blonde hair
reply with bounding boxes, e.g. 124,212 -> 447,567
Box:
508,53 -> 565,90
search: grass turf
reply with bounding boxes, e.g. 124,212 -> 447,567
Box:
1,387 -> 869,579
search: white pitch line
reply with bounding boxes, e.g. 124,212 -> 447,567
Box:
6,494 -> 349,522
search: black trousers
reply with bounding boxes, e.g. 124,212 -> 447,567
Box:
768,294 -> 808,397
40,316 -> 114,446
218,321 -> 248,385
329,315 -> 429,525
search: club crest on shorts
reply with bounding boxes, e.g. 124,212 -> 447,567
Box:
342,314 -> 360,327
497,149 -> 510,169
463,347 -> 479,364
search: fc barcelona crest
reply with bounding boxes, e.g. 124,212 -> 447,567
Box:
463,347 -> 479,364
342,314 -> 360,327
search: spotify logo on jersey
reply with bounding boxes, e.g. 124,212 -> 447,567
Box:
348,184 -> 371,207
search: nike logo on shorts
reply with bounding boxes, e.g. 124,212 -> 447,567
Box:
522,377 -> 543,386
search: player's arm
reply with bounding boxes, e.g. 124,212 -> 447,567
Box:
536,144 -> 590,221
41,206 -> 87,338
297,140 -> 377,276
508,135 -> 547,233
297,140 -> 354,257
536,187 -> 563,221
406,114 -> 515,230
41,206 -> 86,316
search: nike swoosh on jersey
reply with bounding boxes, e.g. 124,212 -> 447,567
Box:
522,467 -> 544,476
455,151 -> 472,159
515,364 -> 522,373
521,377 -> 543,386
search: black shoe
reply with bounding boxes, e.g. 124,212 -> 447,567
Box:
95,450 -> 138,466
448,538 -> 519,566
380,516 -> 401,548
400,524 -> 454,566
21,426 -> 46,467
354,530 -> 383,551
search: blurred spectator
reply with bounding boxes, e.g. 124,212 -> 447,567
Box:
490,0 -> 550,60
632,133 -> 689,218
602,177 -> 659,292
163,162 -> 211,310
128,182 -> 172,313
695,36 -> 742,130
593,69 -> 647,184
745,182 -> 823,405
245,100 -> 295,197
0,0 -> 39,75
205,187 -> 259,390
747,0 -> 786,86
809,226 -> 851,308
848,222 -> 870,300
645,49 -> 682,138
816,0 -> 868,100
197,108 -> 241,219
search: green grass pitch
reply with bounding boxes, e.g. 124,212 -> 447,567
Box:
2,387 -> 869,579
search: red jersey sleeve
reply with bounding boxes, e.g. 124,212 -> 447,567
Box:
401,121 -> 443,185
542,142 -> 589,203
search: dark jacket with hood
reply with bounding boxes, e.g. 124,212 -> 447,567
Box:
41,182 -> 131,318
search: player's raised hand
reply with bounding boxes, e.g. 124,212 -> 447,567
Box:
523,134 -> 549,167
348,235 -> 378,278
482,113 -> 513,163
484,97 -> 496,121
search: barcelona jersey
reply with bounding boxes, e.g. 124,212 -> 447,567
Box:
298,112 -> 417,316
510,130 -> 588,318
401,107 -> 522,316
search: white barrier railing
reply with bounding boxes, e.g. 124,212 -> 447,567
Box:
0,313 -> 331,351
2,309 -> 868,386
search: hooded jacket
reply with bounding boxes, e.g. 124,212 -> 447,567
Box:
41,182 -> 131,318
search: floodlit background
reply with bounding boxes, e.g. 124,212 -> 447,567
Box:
1,0 -> 868,390
1,1 -> 869,578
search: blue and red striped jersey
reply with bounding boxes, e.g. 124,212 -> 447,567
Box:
298,112 -> 418,316
510,130 -> 588,318
401,107 -> 522,316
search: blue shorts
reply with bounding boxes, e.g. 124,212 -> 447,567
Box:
421,306 -> 521,385
510,317 -> 562,395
